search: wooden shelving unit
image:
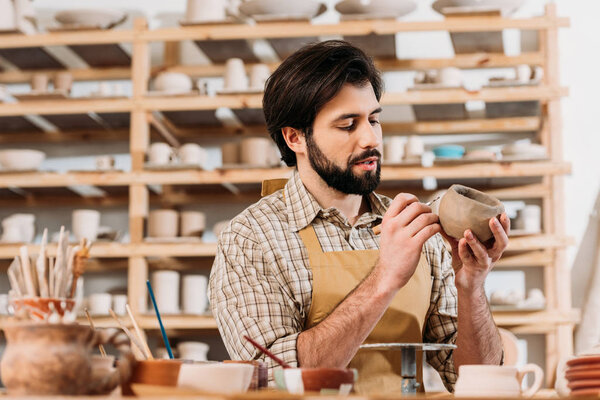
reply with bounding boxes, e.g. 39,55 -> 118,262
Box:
0,4 -> 573,385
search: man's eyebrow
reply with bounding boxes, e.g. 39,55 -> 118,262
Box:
332,107 -> 383,122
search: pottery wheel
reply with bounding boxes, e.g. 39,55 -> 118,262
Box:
359,343 -> 457,394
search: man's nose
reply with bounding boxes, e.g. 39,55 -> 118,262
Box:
357,120 -> 382,149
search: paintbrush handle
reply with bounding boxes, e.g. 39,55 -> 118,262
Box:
109,309 -> 148,360
19,246 -> 36,297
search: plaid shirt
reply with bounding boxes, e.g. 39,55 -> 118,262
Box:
208,170 -> 458,390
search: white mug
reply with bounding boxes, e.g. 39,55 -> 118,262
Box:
405,135 -> 424,160
185,0 -> 227,22
249,64 -> 271,91
148,209 -> 179,238
152,270 -> 180,314
182,275 -> 208,315
437,67 -> 462,87
240,137 -> 272,167
515,64 -> 532,83
455,364 -> 544,398
178,143 -> 206,167
148,143 -> 175,166
177,341 -> 209,361
224,58 -> 248,91
520,205 -> 541,232
112,294 -> 128,316
72,209 -> 101,242
89,293 -> 112,316
180,211 -> 206,238
384,136 -> 406,164
1,213 -> 35,243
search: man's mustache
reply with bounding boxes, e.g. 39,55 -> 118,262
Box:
348,149 -> 382,165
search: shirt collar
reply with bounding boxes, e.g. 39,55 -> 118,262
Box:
285,170 -> 388,232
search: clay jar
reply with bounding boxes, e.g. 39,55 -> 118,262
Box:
438,184 -> 504,243
0,322 -> 134,396
275,367 -> 356,393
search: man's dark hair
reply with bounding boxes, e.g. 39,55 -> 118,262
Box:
263,40 -> 383,167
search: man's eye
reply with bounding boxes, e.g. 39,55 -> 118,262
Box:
339,123 -> 355,131
370,120 -> 380,126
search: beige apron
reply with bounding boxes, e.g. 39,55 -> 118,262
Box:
262,179 -> 432,394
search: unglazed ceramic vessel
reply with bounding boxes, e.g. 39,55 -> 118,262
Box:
455,364 -> 543,397
275,367 -> 357,394
438,184 -> 504,242
0,322 -> 134,395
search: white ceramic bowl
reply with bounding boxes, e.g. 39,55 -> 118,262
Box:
335,0 -> 417,17
177,363 -> 254,393
54,9 -> 127,28
432,0 -> 525,16
238,0 -> 327,19
152,72 -> 193,94
0,149 -> 45,171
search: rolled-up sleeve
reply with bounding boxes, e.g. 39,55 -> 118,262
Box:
423,235 -> 458,392
208,219 -> 304,381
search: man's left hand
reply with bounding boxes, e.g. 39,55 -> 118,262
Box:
441,213 -> 510,292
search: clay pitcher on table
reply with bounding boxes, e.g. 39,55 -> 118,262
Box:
0,322 -> 135,395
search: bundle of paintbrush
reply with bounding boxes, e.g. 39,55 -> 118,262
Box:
7,226 -> 91,321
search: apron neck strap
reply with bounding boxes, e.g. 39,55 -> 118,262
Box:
261,179 -> 288,197
298,225 -> 324,258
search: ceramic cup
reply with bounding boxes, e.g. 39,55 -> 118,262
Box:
31,73 -> 49,93
182,275 -> 208,315
89,293 -> 112,316
148,143 -> 175,166
221,141 -> 240,165
178,143 -> 206,167
516,204 -> 541,233
152,72 -> 192,94
151,270 -> 180,314
177,341 -> 209,361
148,209 -> 179,238
112,294 -> 127,316
72,209 -> 101,242
122,359 -> 183,395
384,136 -> 406,164
185,0 -> 227,22
54,72 -> 73,93
515,64 -> 532,83
455,364 -> 544,397
1,213 -> 35,243
405,135 -> 424,161
95,155 -> 115,171
249,64 -> 271,91
0,0 -> 16,31
240,137 -> 272,167
223,58 -> 248,91
437,67 -> 462,87
180,211 -> 205,238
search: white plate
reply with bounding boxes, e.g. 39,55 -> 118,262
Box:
54,9 -> 127,29
238,0 -> 327,20
335,0 -> 417,18
431,0 -> 525,16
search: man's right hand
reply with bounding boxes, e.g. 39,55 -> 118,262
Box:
376,193 -> 441,292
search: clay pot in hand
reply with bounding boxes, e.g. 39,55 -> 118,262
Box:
0,322 -> 134,396
438,184 -> 504,243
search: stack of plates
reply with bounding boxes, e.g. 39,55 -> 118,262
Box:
565,355 -> 600,397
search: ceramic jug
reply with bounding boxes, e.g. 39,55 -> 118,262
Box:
0,322 -> 135,395
455,364 -> 544,397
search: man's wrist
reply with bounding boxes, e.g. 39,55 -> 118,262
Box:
372,261 -> 405,298
456,283 -> 487,300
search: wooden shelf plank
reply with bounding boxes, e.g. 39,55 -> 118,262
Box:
0,171 -> 133,188
493,309 -> 580,327
141,16 -> 569,42
140,87 -> 567,112
0,98 -> 132,116
0,242 -> 134,259
135,242 -> 217,257
0,30 -> 136,49
494,250 -> 554,267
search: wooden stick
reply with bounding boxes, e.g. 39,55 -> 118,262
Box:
19,246 -> 36,296
108,309 -> 149,360
84,308 -> 107,357
125,304 -> 154,360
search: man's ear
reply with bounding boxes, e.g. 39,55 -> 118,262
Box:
281,127 -> 306,157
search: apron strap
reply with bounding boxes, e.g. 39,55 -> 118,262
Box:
298,225 -> 324,263
261,179 -> 288,197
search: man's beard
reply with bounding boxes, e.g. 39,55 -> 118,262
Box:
306,134 -> 381,196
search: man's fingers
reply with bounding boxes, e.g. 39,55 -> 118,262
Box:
384,193 -> 418,221
457,238 -> 474,262
407,213 -> 439,237
489,216 -> 509,260
413,222 -> 442,244
464,230 -> 489,264
395,202 -> 433,228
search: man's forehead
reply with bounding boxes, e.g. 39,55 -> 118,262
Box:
318,83 -> 380,117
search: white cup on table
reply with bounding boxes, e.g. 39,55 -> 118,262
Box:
182,275 -> 208,315
152,270 -> 180,314
148,143 -> 175,166
89,293 -> 112,316
223,58 -> 248,91
72,209 -> 101,242
178,143 -> 206,167
148,209 -> 179,238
